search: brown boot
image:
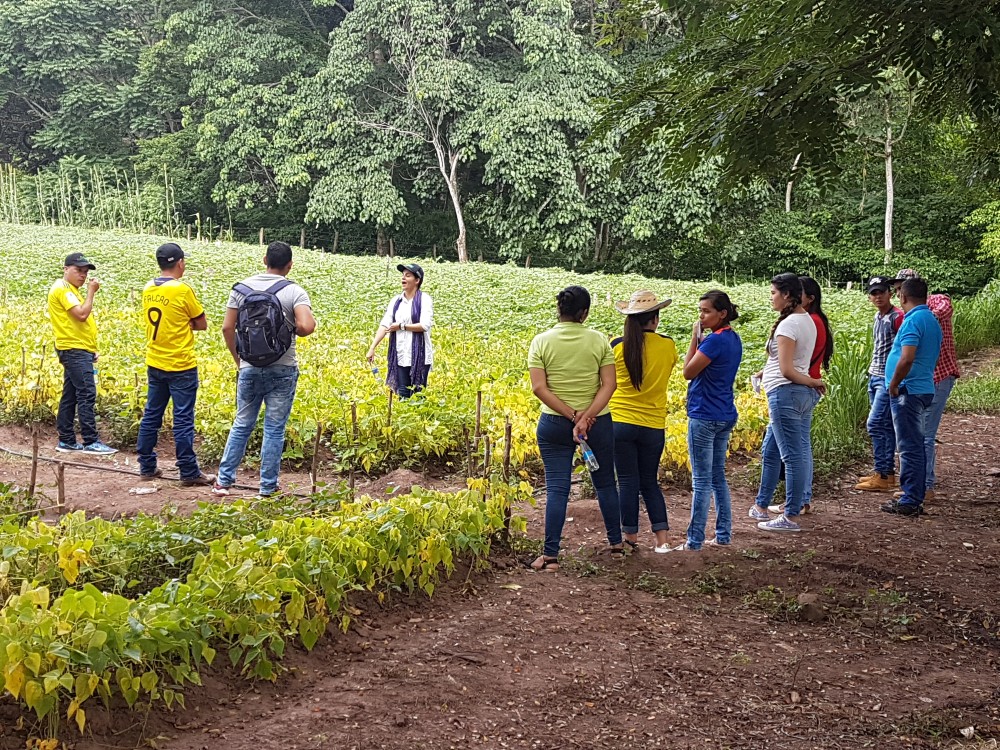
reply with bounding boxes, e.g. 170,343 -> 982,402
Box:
855,473 -> 893,492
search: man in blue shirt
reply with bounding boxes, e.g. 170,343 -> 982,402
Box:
882,277 -> 942,516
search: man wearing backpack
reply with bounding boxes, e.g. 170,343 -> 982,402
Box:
212,241 -> 316,497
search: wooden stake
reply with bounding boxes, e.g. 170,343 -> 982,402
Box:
21,347 -> 26,378
482,435 -> 491,479
28,425 -> 39,498
55,462 -> 65,511
187,224 -> 192,240
310,421 -> 324,495
474,390 -> 482,438
464,425 -> 473,479
259,227 -> 265,246
332,230 -> 340,253
387,390 -> 393,427
502,420 -> 512,482
300,227 -> 306,249
351,403 -> 359,443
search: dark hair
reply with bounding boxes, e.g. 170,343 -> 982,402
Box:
700,289 -> 739,324
157,257 -> 180,271
556,285 -> 591,322
769,273 -> 803,341
799,276 -> 834,370
622,310 -> 659,390
265,241 -> 293,270
901,277 -> 928,301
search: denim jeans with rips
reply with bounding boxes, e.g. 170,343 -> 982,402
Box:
217,365 -> 299,495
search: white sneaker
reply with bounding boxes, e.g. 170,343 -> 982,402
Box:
767,503 -> 785,514
654,543 -> 671,554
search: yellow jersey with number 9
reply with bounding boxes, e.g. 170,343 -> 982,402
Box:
142,278 -> 204,371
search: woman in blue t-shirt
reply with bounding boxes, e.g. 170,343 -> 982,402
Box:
679,290 -> 743,550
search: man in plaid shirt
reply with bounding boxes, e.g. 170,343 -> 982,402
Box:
894,269 -> 959,501
856,276 -> 904,491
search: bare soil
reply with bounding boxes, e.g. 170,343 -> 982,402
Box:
0,390 -> 998,748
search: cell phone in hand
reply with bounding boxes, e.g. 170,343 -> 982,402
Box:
751,374 -> 762,394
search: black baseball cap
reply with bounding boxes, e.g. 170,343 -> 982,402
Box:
397,263 -> 424,282
866,275 -> 893,294
64,252 -> 96,270
155,242 -> 185,263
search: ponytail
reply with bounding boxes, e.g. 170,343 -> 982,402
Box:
799,275 -> 834,370
622,310 -> 658,390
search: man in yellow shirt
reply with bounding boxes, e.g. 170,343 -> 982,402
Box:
47,253 -> 117,454
136,243 -> 214,484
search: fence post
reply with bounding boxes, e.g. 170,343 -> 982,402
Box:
259,227 -> 265,246
310,422 -> 324,495
55,462 -> 66,512
300,227 -> 306,249
28,425 -> 39,499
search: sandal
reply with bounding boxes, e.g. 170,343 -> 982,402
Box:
608,546 -> 626,558
623,539 -> 640,553
529,555 -> 560,572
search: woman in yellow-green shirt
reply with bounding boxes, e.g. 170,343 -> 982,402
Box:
609,291 -> 677,554
527,286 -> 623,572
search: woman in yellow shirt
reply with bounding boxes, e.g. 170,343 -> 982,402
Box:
609,291 -> 676,553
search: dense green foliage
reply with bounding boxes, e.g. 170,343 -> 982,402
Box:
0,0 -> 998,286
0,480 -> 521,736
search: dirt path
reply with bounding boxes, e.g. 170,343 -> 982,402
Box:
0,405 -> 997,748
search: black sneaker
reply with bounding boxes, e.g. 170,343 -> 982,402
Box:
181,471 -> 217,487
880,500 -> 923,516
140,468 -> 163,481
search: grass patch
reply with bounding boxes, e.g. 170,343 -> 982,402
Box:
950,373 -> 1000,413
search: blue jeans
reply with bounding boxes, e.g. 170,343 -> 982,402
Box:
922,376 -> 955,490
396,365 -> 429,399
537,412 -> 621,558
754,384 -> 819,517
612,422 -> 668,535
137,366 -> 201,478
217,366 -> 299,494
56,349 -> 98,445
866,375 -> 896,476
890,390 -> 934,507
686,418 -> 736,549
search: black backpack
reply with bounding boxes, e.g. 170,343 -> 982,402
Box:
233,279 -> 296,367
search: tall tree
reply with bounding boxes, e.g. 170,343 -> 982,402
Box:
600,0 -> 1000,183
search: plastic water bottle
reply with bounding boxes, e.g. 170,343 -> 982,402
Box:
371,365 -> 379,378
578,438 -> 599,472
92,365 -> 98,385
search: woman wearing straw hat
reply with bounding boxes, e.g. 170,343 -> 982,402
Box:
527,285 -> 623,572
609,290 -> 676,553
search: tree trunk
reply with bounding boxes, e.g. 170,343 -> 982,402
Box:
376,226 -> 389,256
593,221 -> 604,262
785,152 -> 802,213
432,144 -> 468,262
884,126 -> 894,266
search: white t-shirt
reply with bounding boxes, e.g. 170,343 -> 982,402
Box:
761,312 -> 816,393
379,292 -> 434,367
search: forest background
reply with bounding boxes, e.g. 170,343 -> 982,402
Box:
4,0 -> 1000,290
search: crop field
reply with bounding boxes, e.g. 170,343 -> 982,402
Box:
0,224 -> 881,475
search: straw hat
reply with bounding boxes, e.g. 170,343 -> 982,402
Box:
614,290 -> 672,316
